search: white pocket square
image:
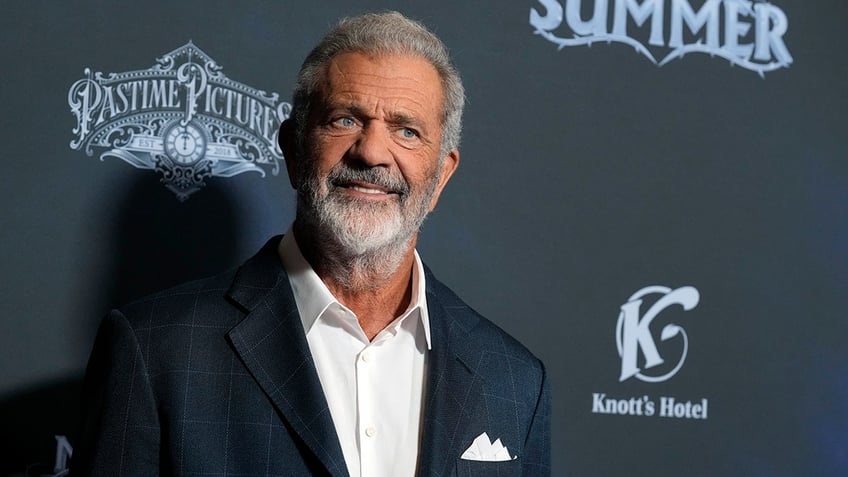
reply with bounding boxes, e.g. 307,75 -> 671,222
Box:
460,432 -> 516,462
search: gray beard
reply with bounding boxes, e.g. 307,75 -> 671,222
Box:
295,160 -> 437,290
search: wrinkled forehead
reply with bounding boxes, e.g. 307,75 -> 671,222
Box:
313,51 -> 445,107
309,52 -> 445,124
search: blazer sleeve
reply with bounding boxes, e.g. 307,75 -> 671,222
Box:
71,310 -> 161,476
522,361 -> 552,476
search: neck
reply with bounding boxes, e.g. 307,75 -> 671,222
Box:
293,221 -> 418,340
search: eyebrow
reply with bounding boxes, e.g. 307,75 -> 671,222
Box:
386,112 -> 425,131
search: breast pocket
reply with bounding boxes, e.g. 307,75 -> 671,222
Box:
455,458 -> 522,477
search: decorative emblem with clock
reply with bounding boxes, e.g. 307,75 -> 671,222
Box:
68,42 -> 292,201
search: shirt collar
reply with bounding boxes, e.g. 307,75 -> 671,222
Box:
278,227 -> 432,350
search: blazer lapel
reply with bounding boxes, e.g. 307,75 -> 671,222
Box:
225,238 -> 349,477
418,285 -> 487,476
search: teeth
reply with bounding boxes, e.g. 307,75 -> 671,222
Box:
350,185 -> 387,195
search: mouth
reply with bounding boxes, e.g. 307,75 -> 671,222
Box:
335,180 -> 400,199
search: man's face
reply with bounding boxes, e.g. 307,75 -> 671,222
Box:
291,51 -> 458,256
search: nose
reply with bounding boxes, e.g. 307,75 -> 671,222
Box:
346,123 -> 393,168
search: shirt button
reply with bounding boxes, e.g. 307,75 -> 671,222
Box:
365,427 -> 377,437
361,351 -> 372,363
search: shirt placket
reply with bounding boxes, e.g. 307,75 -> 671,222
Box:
356,344 -> 378,476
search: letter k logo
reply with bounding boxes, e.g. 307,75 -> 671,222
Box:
616,286 -> 700,383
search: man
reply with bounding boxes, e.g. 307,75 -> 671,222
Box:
73,12 -> 550,477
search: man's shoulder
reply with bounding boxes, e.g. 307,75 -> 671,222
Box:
425,270 -> 543,370
115,236 -> 285,330
115,267 -> 240,329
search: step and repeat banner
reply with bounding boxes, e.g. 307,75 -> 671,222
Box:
1,1 -> 845,475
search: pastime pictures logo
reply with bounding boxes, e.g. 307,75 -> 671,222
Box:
592,285 -> 710,420
529,0 -> 793,77
68,42 -> 291,200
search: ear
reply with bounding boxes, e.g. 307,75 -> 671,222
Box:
428,148 -> 460,211
278,119 -> 299,189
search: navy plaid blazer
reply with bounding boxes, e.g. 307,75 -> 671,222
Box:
72,237 -> 550,476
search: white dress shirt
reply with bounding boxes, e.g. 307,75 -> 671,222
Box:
279,232 -> 431,477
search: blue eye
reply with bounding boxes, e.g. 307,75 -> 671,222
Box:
336,117 -> 356,127
400,128 -> 417,138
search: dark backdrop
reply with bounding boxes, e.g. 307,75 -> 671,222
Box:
1,1 -> 846,475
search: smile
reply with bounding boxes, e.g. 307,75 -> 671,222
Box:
349,184 -> 389,195
334,179 -> 400,198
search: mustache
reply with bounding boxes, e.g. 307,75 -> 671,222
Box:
326,164 -> 410,196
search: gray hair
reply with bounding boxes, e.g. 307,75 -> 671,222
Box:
290,11 -> 465,156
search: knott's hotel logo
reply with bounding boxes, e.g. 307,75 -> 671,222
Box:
530,0 -> 793,77
68,42 -> 291,200
592,286 -> 711,421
